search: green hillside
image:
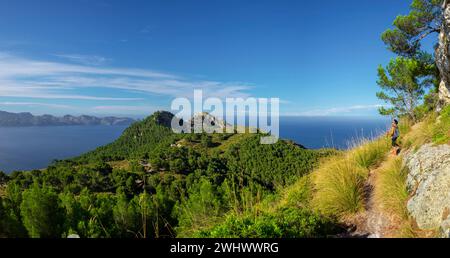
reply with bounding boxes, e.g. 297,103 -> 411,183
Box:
0,111 -> 338,238
75,111 -> 176,163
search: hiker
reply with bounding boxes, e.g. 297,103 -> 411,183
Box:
387,119 -> 400,155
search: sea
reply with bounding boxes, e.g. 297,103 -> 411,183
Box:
0,116 -> 390,173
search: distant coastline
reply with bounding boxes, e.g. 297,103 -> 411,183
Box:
0,110 -> 135,127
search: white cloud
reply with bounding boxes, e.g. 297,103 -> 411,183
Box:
54,54 -> 112,66
289,104 -> 385,116
0,102 -> 74,109
0,52 -> 251,101
0,85 -> 143,101
140,25 -> 153,34
0,52 -> 174,79
92,105 -> 159,112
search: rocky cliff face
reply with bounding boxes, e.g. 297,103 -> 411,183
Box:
435,0 -> 450,107
403,144 -> 450,237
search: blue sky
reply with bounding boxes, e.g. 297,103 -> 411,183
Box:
0,0 -> 422,117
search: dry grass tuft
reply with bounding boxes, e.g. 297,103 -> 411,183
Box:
372,157 -> 424,238
312,156 -> 368,218
312,136 -> 390,219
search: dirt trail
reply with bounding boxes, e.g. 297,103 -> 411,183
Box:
339,156 -> 397,238
351,169 -> 391,237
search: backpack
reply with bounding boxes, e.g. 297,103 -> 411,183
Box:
393,126 -> 399,138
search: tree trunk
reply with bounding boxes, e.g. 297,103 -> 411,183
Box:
435,0 -> 450,108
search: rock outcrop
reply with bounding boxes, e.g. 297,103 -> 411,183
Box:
403,144 -> 450,237
189,112 -> 229,133
435,0 -> 450,107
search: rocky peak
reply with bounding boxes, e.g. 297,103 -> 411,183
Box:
189,112 -> 229,133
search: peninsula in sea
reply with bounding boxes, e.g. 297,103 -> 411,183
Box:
0,110 -> 135,127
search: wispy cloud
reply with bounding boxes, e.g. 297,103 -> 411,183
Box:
0,52 -> 251,102
140,25 -> 153,34
0,102 -> 74,109
289,104 -> 384,116
92,105 -> 159,112
54,54 -> 112,66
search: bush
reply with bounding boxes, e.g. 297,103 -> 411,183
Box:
20,183 -> 65,238
196,207 -> 338,238
175,178 -> 225,237
201,134 -> 213,148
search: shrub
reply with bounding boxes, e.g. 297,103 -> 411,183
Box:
175,178 -> 225,237
20,183 -> 65,238
196,207 -> 338,238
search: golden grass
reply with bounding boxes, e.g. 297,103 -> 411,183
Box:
349,138 -> 391,170
271,175 -> 313,212
432,105 -> 450,145
372,155 -> 444,238
312,157 -> 367,217
373,158 -> 409,218
399,106 -> 450,148
372,157 -> 415,237
311,137 -> 390,219
398,116 -> 414,136
401,116 -> 435,150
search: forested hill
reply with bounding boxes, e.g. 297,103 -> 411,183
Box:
0,110 -> 339,238
0,110 -> 135,127
74,111 -> 176,163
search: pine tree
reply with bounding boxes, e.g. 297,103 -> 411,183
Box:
382,0 -> 444,58
20,182 -> 64,238
376,57 -> 436,121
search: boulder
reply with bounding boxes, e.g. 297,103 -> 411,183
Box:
403,144 -> 450,237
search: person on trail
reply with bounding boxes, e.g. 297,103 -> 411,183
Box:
387,119 -> 400,156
